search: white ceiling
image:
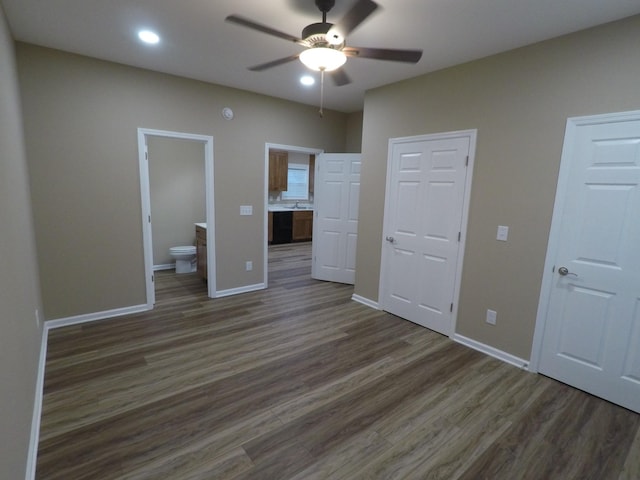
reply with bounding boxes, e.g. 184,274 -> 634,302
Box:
3,0 -> 640,113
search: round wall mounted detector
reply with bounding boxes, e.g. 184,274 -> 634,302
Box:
222,107 -> 234,120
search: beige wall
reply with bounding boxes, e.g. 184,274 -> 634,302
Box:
0,8 -> 43,479
17,44 -> 348,319
148,136 -> 205,266
345,111 -> 364,153
355,15 -> 640,360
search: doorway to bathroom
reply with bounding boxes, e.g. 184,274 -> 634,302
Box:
137,128 -> 216,306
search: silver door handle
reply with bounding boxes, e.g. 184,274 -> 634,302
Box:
558,266 -> 578,277
386,236 -> 395,243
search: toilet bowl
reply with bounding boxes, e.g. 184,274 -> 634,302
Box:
169,246 -> 197,273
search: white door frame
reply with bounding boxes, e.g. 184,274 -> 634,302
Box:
529,109 -> 640,372
379,129 -> 476,338
137,128 -> 216,306
263,143 -> 323,287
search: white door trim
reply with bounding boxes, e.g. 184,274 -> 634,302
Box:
379,129 -> 476,338
530,109 -> 640,372
137,128 -> 216,306
263,143 -> 323,287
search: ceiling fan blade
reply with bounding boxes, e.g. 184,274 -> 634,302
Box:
329,0 -> 379,39
248,55 -> 300,72
330,68 -> 352,86
226,15 -> 304,45
343,46 -> 423,63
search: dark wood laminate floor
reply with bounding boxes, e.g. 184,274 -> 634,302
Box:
37,242 -> 640,479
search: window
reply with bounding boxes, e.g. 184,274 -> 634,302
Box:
281,163 -> 309,200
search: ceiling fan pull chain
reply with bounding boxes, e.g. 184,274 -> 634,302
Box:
319,68 -> 325,118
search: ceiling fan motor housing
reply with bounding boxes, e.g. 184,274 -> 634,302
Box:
308,0 -> 344,46
302,22 -> 334,45
301,22 -> 344,48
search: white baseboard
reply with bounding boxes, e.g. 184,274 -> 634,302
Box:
351,294 -> 380,310
453,334 -> 529,370
216,283 -> 265,298
45,304 -> 151,330
25,326 -> 49,480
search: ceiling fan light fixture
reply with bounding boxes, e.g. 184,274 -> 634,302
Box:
299,47 -> 346,72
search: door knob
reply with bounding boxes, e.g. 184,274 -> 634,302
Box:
558,266 -> 578,277
386,236 -> 395,243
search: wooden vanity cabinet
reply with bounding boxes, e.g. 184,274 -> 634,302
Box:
268,151 -> 288,191
292,211 -> 313,241
196,225 -> 207,280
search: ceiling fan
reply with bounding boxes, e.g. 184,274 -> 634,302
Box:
225,0 -> 423,87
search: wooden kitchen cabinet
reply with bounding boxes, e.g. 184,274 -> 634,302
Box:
269,151 -> 288,191
292,211 -> 313,241
196,225 -> 207,280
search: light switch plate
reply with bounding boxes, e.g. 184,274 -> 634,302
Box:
497,225 -> 509,241
240,205 -> 253,216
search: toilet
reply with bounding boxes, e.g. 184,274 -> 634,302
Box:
169,246 -> 197,273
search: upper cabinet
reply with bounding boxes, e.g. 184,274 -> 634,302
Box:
269,151 -> 288,191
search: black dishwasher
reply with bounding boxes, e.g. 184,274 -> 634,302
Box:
272,211 -> 293,244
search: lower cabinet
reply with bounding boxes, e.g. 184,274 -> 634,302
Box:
269,210 -> 313,244
292,211 -> 313,242
196,225 -> 207,280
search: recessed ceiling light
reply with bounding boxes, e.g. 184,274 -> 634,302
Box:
138,30 -> 160,45
300,75 -> 315,86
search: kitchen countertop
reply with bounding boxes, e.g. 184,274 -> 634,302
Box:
269,206 -> 314,212
195,222 -> 206,228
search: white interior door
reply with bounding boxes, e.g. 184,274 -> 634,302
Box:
536,112 -> 640,413
380,131 -> 474,336
311,153 -> 361,284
